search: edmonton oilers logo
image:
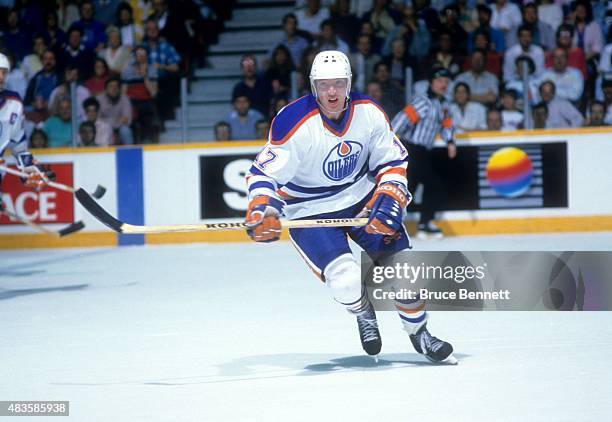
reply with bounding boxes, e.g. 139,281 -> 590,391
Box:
323,141 -> 363,181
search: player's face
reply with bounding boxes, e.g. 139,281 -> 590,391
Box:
315,78 -> 348,114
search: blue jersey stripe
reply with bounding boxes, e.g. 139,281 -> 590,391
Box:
399,312 -> 427,323
284,162 -> 368,195
372,159 -> 407,176
248,181 -> 276,192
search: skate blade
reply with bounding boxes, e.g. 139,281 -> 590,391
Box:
371,354 -> 379,363
425,353 -> 458,365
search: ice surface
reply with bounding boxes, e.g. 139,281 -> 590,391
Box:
1,232 -> 612,421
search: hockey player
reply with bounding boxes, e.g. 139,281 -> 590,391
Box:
245,51 -> 456,364
0,52 -> 50,208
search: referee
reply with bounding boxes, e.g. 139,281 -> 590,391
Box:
391,67 -> 457,238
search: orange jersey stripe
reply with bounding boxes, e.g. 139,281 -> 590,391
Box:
376,167 -> 407,183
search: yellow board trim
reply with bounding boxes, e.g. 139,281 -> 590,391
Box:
0,232 -> 117,249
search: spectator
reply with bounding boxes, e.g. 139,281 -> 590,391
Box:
100,26 -> 131,75
371,61 -> 404,117
570,0 -> 604,61
315,19 -> 349,55
149,0 -> 204,68
29,128 -> 48,149
507,3 -> 555,51
382,6 -> 431,60
486,107 -> 502,131
600,76 -> 612,124
454,49 -> 499,106
97,77 -> 133,144
5,52 -> 27,98
69,0 -> 107,52
503,25 -> 545,82
411,0 -> 441,38
500,89 -> 523,131
21,35 -> 46,82
421,31 -> 463,79
298,46 -> 318,95
381,38 -> 416,87
295,0 -> 330,38
359,20 -> 383,55
504,56 -> 541,106
584,100 -> 607,126
232,54 -> 271,117
329,0 -> 360,48
48,65 -> 91,121
214,121 -> 231,141
362,0 -> 401,42
56,0 -> 80,32
539,48 -> 584,103
265,45 -> 295,102
538,80 -> 584,128
440,3 -> 468,54
121,45 -> 160,143
24,96 -> 50,139
366,80 -> 384,104
468,4 -> 505,53
351,34 -> 382,93
468,29 -> 503,76
83,96 -> 113,146
60,27 -> 97,80
546,24 -> 588,78
268,13 -> 310,70
143,18 -> 181,121
456,0 -> 478,34
532,101 -> 548,129
43,10 -> 68,56
537,0 -> 563,32
24,50 -> 60,106
226,93 -> 264,140
2,8 -> 31,62
43,97 -> 73,147
92,0 -> 121,25
78,120 -> 97,146
490,0 -> 522,48
255,119 -> 270,140
17,0 -> 45,34
450,82 -> 487,132
85,57 -> 111,96
115,2 -> 143,47
271,96 -> 288,117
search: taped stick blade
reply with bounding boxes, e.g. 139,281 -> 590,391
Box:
58,221 -> 85,237
75,188 -> 124,232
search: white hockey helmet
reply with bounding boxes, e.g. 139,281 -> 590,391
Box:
309,50 -> 352,101
0,53 -> 10,72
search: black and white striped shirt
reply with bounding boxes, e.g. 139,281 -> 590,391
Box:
391,92 -> 455,150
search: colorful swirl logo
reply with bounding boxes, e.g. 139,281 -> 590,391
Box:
485,147 -> 533,198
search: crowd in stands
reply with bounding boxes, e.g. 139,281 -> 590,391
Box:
218,0 -> 612,141
1,0 -> 230,147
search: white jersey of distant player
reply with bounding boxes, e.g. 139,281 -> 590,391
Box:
247,92 -> 408,219
0,90 -> 27,157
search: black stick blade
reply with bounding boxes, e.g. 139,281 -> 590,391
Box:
58,221 -> 85,237
75,188 -> 124,233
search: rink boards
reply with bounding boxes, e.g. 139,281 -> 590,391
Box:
2,128 -> 612,248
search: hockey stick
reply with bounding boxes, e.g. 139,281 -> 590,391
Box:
0,164 -> 106,199
0,209 -> 85,237
75,188 -> 368,234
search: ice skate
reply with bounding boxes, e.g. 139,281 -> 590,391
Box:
356,303 -> 382,360
416,222 -> 444,240
409,324 -> 457,364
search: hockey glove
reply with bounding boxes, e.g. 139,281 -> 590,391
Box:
245,195 -> 284,242
359,182 -> 411,236
16,152 -> 55,191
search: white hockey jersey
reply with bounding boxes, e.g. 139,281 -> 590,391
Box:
0,90 -> 27,158
247,93 -> 408,219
